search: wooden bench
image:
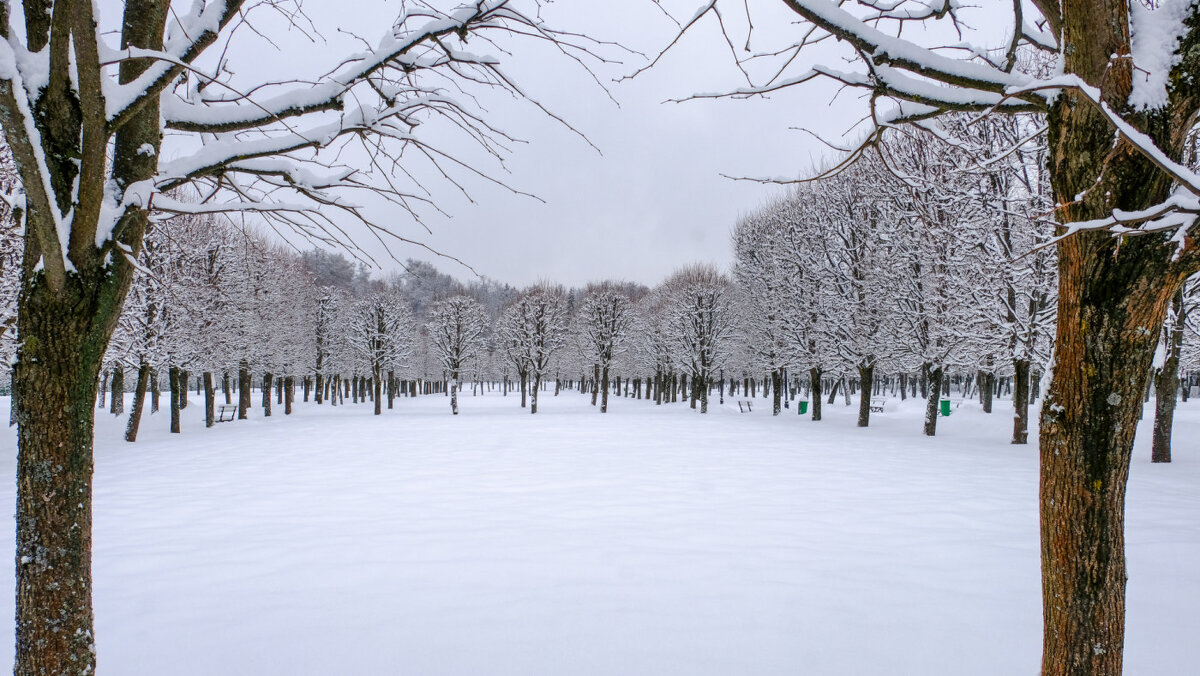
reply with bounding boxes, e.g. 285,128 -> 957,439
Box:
870,397 -> 887,413
737,400 -> 753,413
216,404 -> 237,423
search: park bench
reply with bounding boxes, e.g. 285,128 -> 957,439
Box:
737,399 -> 753,413
215,404 -> 237,423
870,397 -> 887,413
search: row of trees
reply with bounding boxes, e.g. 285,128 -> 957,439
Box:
76,183 -> 1200,462
734,116 -> 1056,441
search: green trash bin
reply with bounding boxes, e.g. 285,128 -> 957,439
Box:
798,400 -> 809,415
940,398 -> 952,417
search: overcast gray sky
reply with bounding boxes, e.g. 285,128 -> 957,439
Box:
148,0 -> 873,287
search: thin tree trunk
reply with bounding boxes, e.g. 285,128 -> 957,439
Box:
169,365 -> 181,434
150,368 -> 160,413
591,363 -> 599,406
771,367 -> 782,416
1152,289 -> 1186,463
810,367 -> 823,421
203,372 -> 215,428
124,359 -> 151,442
1012,359 -> 1031,445
923,364 -> 942,437
857,363 -> 874,427
238,360 -> 251,419
284,376 -> 294,416
262,373 -> 273,417
600,365 -> 610,413
374,371 -> 382,415
110,364 -> 124,414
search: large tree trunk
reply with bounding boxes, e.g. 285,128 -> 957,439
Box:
857,363 -> 874,427
1038,245 -> 1180,674
124,359 -> 151,442
1152,289 -> 1186,463
1034,0 -> 1200,667
387,370 -> 395,409
285,376 -> 294,415
1012,359 -> 1031,445
13,293 -> 111,676
530,375 -> 540,414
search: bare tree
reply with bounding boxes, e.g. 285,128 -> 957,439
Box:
662,264 -> 733,414
499,285 -> 569,414
578,284 -> 636,413
347,292 -> 414,415
428,295 -> 490,414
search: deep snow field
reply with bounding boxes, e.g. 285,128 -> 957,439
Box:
0,387 -> 1196,675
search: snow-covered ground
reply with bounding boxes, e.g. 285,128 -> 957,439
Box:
0,388 -> 1196,674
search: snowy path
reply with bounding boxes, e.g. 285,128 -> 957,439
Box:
0,391 -> 1196,674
